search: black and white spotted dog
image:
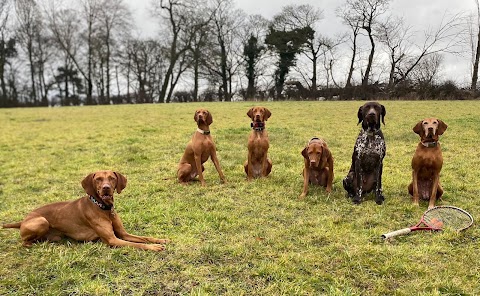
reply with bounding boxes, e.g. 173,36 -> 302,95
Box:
343,102 -> 386,205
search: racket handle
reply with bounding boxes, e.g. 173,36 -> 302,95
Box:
381,228 -> 412,239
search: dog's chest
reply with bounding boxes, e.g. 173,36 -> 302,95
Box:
355,132 -> 386,162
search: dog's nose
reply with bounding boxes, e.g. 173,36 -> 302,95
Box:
368,112 -> 376,117
102,185 -> 111,191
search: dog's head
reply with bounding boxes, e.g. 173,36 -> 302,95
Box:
301,138 -> 330,168
413,118 -> 447,140
194,109 -> 213,126
357,102 -> 386,131
247,106 -> 271,123
81,170 -> 127,206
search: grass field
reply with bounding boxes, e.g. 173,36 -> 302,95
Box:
1,101 -> 479,295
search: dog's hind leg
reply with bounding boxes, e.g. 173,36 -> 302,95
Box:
19,215 -> 50,247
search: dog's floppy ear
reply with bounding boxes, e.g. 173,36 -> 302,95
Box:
437,119 -> 448,135
381,104 -> 386,125
194,110 -> 199,122
247,108 -> 254,119
264,108 -> 271,121
357,106 -> 363,125
205,111 -> 213,125
320,145 -> 330,165
413,121 -> 423,135
114,172 -> 127,194
301,146 -> 308,158
81,173 -> 97,197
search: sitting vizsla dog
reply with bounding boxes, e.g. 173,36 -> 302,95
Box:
244,106 -> 272,180
177,109 -> 226,186
299,137 -> 334,198
2,170 -> 168,251
408,118 -> 448,209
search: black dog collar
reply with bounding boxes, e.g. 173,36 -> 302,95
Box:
89,195 -> 112,211
251,122 -> 265,131
421,141 -> 437,148
197,128 -> 210,135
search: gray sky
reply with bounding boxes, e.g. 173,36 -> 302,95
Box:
127,0 -> 477,86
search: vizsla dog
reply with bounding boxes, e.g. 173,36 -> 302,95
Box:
177,109 -> 226,186
408,118 -> 448,209
244,106 -> 272,180
343,102 -> 386,205
299,137 -> 334,198
2,171 -> 168,251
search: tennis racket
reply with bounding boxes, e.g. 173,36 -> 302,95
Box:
381,206 -> 473,239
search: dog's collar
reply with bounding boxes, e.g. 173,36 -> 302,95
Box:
197,128 -> 210,135
89,195 -> 112,211
421,141 -> 437,148
251,122 -> 265,131
365,129 -> 380,136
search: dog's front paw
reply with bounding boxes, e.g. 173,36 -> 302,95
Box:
147,244 -> 166,251
375,193 -> 385,205
352,195 -> 362,204
152,238 -> 170,244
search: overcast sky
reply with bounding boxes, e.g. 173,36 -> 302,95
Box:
126,0 -> 478,86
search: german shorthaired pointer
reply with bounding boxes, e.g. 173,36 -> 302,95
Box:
343,102 -> 386,205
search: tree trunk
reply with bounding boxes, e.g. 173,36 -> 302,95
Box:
106,31 -> 111,102
193,57 -> 199,102
346,33 -> 357,88
362,28 -> 375,87
28,40 -> 37,105
311,52 -> 317,100
471,27 -> 480,92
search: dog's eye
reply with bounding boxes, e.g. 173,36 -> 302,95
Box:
433,121 -> 437,124
423,122 -> 428,125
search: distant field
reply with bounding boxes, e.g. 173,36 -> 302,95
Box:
1,101 -> 479,295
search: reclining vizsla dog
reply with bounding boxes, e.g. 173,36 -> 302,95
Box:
3,170 -> 168,251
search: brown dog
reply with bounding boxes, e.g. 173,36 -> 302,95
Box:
244,106 -> 272,180
408,118 -> 448,209
2,171 -> 168,250
300,137 -> 334,198
177,109 -> 226,186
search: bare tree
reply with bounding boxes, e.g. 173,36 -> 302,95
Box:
377,15 -> 412,90
394,13 -> 464,86
97,0 -> 131,102
123,38 -> 164,103
46,7 -> 82,104
0,0 -> 17,106
470,0 -> 480,92
15,0 -> 39,105
337,4 -> 362,87
205,0 -> 245,101
344,0 -> 390,87
45,0 -> 99,104
411,53 -> 443,86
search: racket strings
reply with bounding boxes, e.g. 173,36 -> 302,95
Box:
423,207 -> 473,231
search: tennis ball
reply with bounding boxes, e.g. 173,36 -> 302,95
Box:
430,218 -> 444,228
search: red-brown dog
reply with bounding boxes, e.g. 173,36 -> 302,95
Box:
177,109 -> 226,186
3,171 -> 168,250
299,137 -> 334,198
408,118 -> 448,209
244,106 -> 272,180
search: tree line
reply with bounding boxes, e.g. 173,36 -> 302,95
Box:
1,0 -> 480,107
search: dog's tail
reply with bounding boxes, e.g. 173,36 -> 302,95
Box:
2,222 -> 21,228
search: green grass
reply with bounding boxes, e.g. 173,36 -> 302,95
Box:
0,101 -> 479,295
